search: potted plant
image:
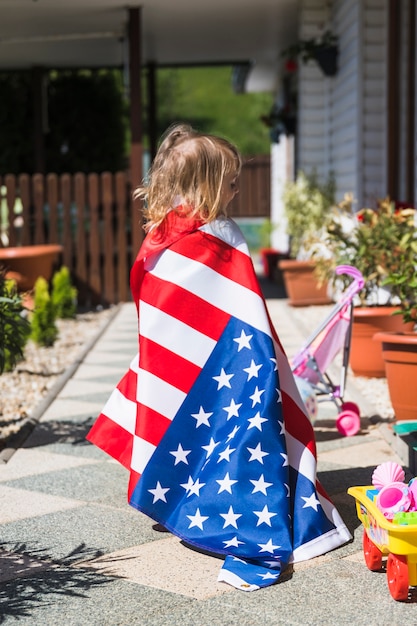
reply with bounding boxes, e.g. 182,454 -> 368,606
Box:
314,196 -> 416,377
373,220 -> 417,421
278,170 -> 335,306
281,30 -> 339,77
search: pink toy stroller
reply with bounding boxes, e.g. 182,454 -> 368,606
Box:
291,265 -> 365,437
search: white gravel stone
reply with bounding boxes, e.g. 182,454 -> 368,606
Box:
0,306 -> 116,447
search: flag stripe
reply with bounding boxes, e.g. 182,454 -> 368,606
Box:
149,248 -> 270,334
131,435 -> 157,475
139,336 -> 201,392
140,273 -> 230,340
87,413 -> 133,469
139,300 -> 217,368
102,387 -> 137,434
135,405 -> 173,447
136,368 -> 186,420
171,228 -> 258,292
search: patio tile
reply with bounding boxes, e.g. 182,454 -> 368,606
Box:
81,536 -> 233,600
0,448 -> 98,482
0,485 -> 83,523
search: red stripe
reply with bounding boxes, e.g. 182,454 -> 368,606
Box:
170,230 -> 262,294
86,413 -> 133,470
136,404 -> 172,447
282,392 -> 317,458
139,336 -> 201,392
117,367 -> 138,401
128,470 -> 141,500
140,272 -> 230,340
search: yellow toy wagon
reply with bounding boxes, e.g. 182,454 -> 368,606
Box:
348,485 -> 417,601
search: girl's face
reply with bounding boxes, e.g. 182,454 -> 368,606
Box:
220,172 -> 239,210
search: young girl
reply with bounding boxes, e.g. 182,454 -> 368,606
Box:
87,124 -> 351,591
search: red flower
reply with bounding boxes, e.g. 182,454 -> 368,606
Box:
285,59 -> 298,73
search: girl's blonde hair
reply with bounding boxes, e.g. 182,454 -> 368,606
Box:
134,123 -> 242,231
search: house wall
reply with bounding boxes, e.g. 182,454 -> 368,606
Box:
297,0 -> 388,207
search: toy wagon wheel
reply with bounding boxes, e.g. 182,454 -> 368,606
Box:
340,401 -> 360,416
363,531 -> 383,571
336,409 -> 361,437
387,553 -> 409,601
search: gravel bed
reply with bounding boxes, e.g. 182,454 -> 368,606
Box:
0,306 -> 117,450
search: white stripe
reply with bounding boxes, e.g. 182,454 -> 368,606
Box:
131,435 -> 157,474
139,301 -> 216,367
102,388 -> 137,434
149,249 -> 271,335
285,431 -> 317,482
137,368 -> 186,420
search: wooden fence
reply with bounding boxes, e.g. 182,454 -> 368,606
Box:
0,155 -> 270,306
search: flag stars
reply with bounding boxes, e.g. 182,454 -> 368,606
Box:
270,357 -> 278,371
250,474 -> 273,495
180,476 -> 206,497
201,437 -> 219,459
233,329 -> 253,351
258,539 -> 281,554
216,471 -> 238,494
253,505 -> 277,527
276,388 -> 282,403
223,536 -> 245,548
280,452 -> 289,466
226,425 -> 240,442
258,571 -> 280,580
249,386 -> 265,407
213,368 -> 234,390
217,445 -> 236,463
169,443 -> 191,465
220,505 -> 242,529
301,493 -> 322,512
187,508 -> 209,530
247,442 -> 269,464
223,398 -> 242,420
247,411 -> 268,431
191,406 -> 213,428
148,481 -> 170,503
243,359 -> 263,380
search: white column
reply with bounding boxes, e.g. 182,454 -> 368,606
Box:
270,136 -> 294,252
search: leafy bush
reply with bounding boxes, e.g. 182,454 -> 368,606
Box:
30,277 -> 58,347
0,269 -> 31,373
283,171 -> 335,258
51,266 -> 77,319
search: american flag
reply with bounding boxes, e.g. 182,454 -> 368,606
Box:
87,214 -> 351,591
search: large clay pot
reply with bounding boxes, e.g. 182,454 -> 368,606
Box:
0,244 -> 63,291
374,331 -> 417,421
278,259 -> 332,307
350,307 -> 414,378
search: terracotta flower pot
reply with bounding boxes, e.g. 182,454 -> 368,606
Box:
278,259 -> 332,307
0,244 -> 63,292
374,331 -> 417,421
350,307 -> 414,378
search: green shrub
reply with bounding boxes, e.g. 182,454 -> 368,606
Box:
51,266 -> 77,319
0,269 -> 31,373
30,277 -> 58,347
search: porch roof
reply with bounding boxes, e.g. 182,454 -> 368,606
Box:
0,0 -> 299,75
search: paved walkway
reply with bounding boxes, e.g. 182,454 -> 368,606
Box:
1,295 -> 416,624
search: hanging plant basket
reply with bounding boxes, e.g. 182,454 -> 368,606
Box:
313,45 -> 338,77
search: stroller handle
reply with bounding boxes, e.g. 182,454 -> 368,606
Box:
335,265 -> 365,299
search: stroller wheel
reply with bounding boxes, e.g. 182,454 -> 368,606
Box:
340,401 -> 360,416
336,409 -> 361,437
